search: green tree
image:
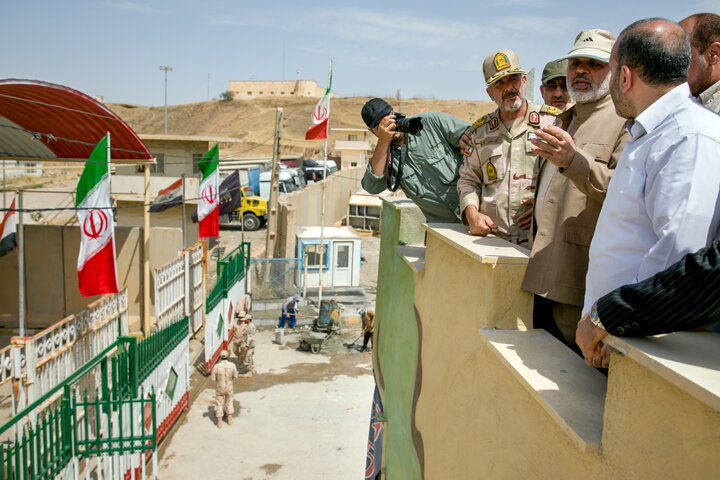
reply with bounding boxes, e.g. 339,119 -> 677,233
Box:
219,90 -> 234,102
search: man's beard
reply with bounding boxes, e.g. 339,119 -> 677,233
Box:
495,87 -> 526,112
569,73 -> 611,104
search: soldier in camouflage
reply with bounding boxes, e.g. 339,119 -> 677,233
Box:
211,350 -> 237,429
240,316 -> 256,376
458,49 -> 561,247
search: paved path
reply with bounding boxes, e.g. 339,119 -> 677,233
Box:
157,327 -> 374,479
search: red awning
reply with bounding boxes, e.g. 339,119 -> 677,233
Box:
0,79 -> 153,163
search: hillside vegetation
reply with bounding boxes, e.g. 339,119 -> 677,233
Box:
108,97 -> 496,158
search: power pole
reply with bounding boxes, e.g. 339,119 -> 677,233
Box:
265,107 -> 283,258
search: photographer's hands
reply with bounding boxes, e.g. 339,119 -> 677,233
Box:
369,114 -> 398,176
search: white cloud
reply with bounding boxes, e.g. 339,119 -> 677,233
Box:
103,2 -> 155,13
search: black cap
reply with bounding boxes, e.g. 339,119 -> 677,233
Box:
361,98 -> 392,129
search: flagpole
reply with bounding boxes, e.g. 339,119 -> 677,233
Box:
181,173 -> 186,250
17,190 -> 24,338
318,59 -> 332,307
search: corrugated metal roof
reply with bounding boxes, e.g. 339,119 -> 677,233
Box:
0,79 -> 153,162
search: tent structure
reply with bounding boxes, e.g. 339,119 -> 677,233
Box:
0,79 -> 153,163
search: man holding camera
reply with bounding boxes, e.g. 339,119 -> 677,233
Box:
361,98 -> 469,223
458,49 -> 560,247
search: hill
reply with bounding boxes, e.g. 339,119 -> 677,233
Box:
108,97 -> 496,159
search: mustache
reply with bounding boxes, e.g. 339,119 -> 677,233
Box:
502,90 -> 520,100
572,73 -> 592,84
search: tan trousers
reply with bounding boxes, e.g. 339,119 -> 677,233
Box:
215,387 -> 233,418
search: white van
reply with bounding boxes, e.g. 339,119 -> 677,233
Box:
259,170 -> 299,199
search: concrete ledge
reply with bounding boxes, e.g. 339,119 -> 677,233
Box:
606,332 -> 720,412
397,245 -> 425,273
425,223 -> 530,265
481,329 -> 607,453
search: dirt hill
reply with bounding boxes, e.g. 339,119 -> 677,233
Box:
108,97 -> 496,159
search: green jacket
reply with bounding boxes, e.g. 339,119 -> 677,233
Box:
362,111 -> 469,223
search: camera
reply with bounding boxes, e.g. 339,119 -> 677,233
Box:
393,113 -> 424,135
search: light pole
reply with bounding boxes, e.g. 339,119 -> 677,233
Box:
159,65 -> 173,135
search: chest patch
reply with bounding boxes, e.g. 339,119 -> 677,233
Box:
489,117 -> 499,130
487,162 -> 498,181
529,111 -> 540,126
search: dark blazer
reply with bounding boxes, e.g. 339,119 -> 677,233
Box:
597,239 -> 720,336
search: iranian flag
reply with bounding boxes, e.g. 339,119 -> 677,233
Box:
305,70 -> 332,140
76,134 -> 118,297
197,144 -> 220,238
0,197 -> 17,258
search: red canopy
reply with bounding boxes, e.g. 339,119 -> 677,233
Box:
0,79 -> 152,162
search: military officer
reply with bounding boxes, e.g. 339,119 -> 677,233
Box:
211,350 -> 237,428
458,49 -> 561,247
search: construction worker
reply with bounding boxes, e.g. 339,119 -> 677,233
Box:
359,308 -> 375,352
211,350 -> 237,429
279,294 -> 302,329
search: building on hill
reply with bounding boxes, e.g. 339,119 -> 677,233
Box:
227,80 -> 337,99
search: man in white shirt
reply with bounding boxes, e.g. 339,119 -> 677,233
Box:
583,18 -> 720,334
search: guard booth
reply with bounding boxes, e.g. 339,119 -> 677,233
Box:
296,226 -> 362,288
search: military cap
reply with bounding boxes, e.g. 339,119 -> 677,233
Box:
220,349 -> 229,359
566,29 -> 616,63
362,98 -> 393,129
483,49 -> 525,86
541,59 -> 568,85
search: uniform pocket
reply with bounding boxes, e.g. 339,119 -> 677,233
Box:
425,139 -> 461,185
565,223 -> 595,246
480,144 -> 505,185
580,143 -> 614,164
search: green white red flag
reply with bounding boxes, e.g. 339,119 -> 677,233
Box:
76,134 -> 118,297
305,70 -> 332,140
197,144 -> 220,238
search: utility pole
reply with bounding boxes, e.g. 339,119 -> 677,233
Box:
265,107 -> 283,258
17,191 -> 24,338
159,65 -> 173,135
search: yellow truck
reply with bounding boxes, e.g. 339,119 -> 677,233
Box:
221,186 -> 268,231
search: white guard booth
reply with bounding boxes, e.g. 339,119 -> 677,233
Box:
296,226 -> 362,288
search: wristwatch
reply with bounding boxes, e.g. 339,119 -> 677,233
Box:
589,302 -> 604,329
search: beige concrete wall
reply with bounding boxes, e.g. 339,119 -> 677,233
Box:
228,80 -> 333,99
273,166 -> 364,258
0,224 -> 181,332
117,201 -> 198,253
374,203 -> 720,479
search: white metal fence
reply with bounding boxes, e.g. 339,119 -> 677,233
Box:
153,243 -> 205,334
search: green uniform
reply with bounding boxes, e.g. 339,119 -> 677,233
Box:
362,111 -> 470,223
458,101 -> 560,246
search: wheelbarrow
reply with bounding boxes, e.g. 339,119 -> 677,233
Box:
299,331 -> 332,354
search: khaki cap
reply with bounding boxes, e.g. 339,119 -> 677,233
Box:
541,59 -> 568,84
566,29 -> 615,63
484,49 -> 525,86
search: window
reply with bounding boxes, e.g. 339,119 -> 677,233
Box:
351,162 -> 358,167
247,91 -> 252,95
150,153 -> 165,174
336,245 -> 349,268
303,242 -> 330,269
166,367 -> 178,399
192,153 -> 202,174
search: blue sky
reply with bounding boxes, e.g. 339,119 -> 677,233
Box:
2,1 -> 718,106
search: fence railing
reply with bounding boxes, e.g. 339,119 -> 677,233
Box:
207,243 -> 250,313
154,243 -> 205,334
8,288 -> 128,418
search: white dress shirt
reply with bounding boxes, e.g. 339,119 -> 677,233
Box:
583,83 -> 720,315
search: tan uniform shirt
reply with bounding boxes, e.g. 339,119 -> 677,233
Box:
458,101 -> 560,246
522,93 -> 630,306
699,79 -> 720,114
211,360 -> 238,392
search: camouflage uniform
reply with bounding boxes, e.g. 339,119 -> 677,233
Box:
231,320 -> 247,361
241,322 -> 255,373
458,101 -> 560,246
211,359 -> 237,418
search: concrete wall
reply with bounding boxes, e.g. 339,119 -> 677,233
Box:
115,138 -> 210,177
228,80 -> 334,99
273,166 -> 365,258
0,225 -> 182,333
117,201 -> 198,254
374,197 -> 720,479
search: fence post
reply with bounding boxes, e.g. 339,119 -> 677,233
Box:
184,250 -> 191,331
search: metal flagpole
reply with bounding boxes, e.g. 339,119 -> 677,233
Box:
318,59 -> 332,307
181,174 -> 186,250
17,190 -> 24,337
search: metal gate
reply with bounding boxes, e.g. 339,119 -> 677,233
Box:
154,243 -> 205,333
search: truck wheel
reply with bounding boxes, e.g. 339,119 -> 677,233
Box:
243,213 -> 261,231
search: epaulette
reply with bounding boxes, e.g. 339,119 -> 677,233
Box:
540,104 -> 562,115
471,116 -> 487,130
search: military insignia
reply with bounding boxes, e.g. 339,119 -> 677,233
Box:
543,105 -> 562,115
529,111 -> 540,125
489,117 -> 499,130
463,142 -> 475,157
494,53 -> 510,71
472,117 -> 486,130
486,162 -> 497,181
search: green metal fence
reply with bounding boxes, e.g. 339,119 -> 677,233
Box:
207,242 -> 250,312
0,316 -> 193,479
